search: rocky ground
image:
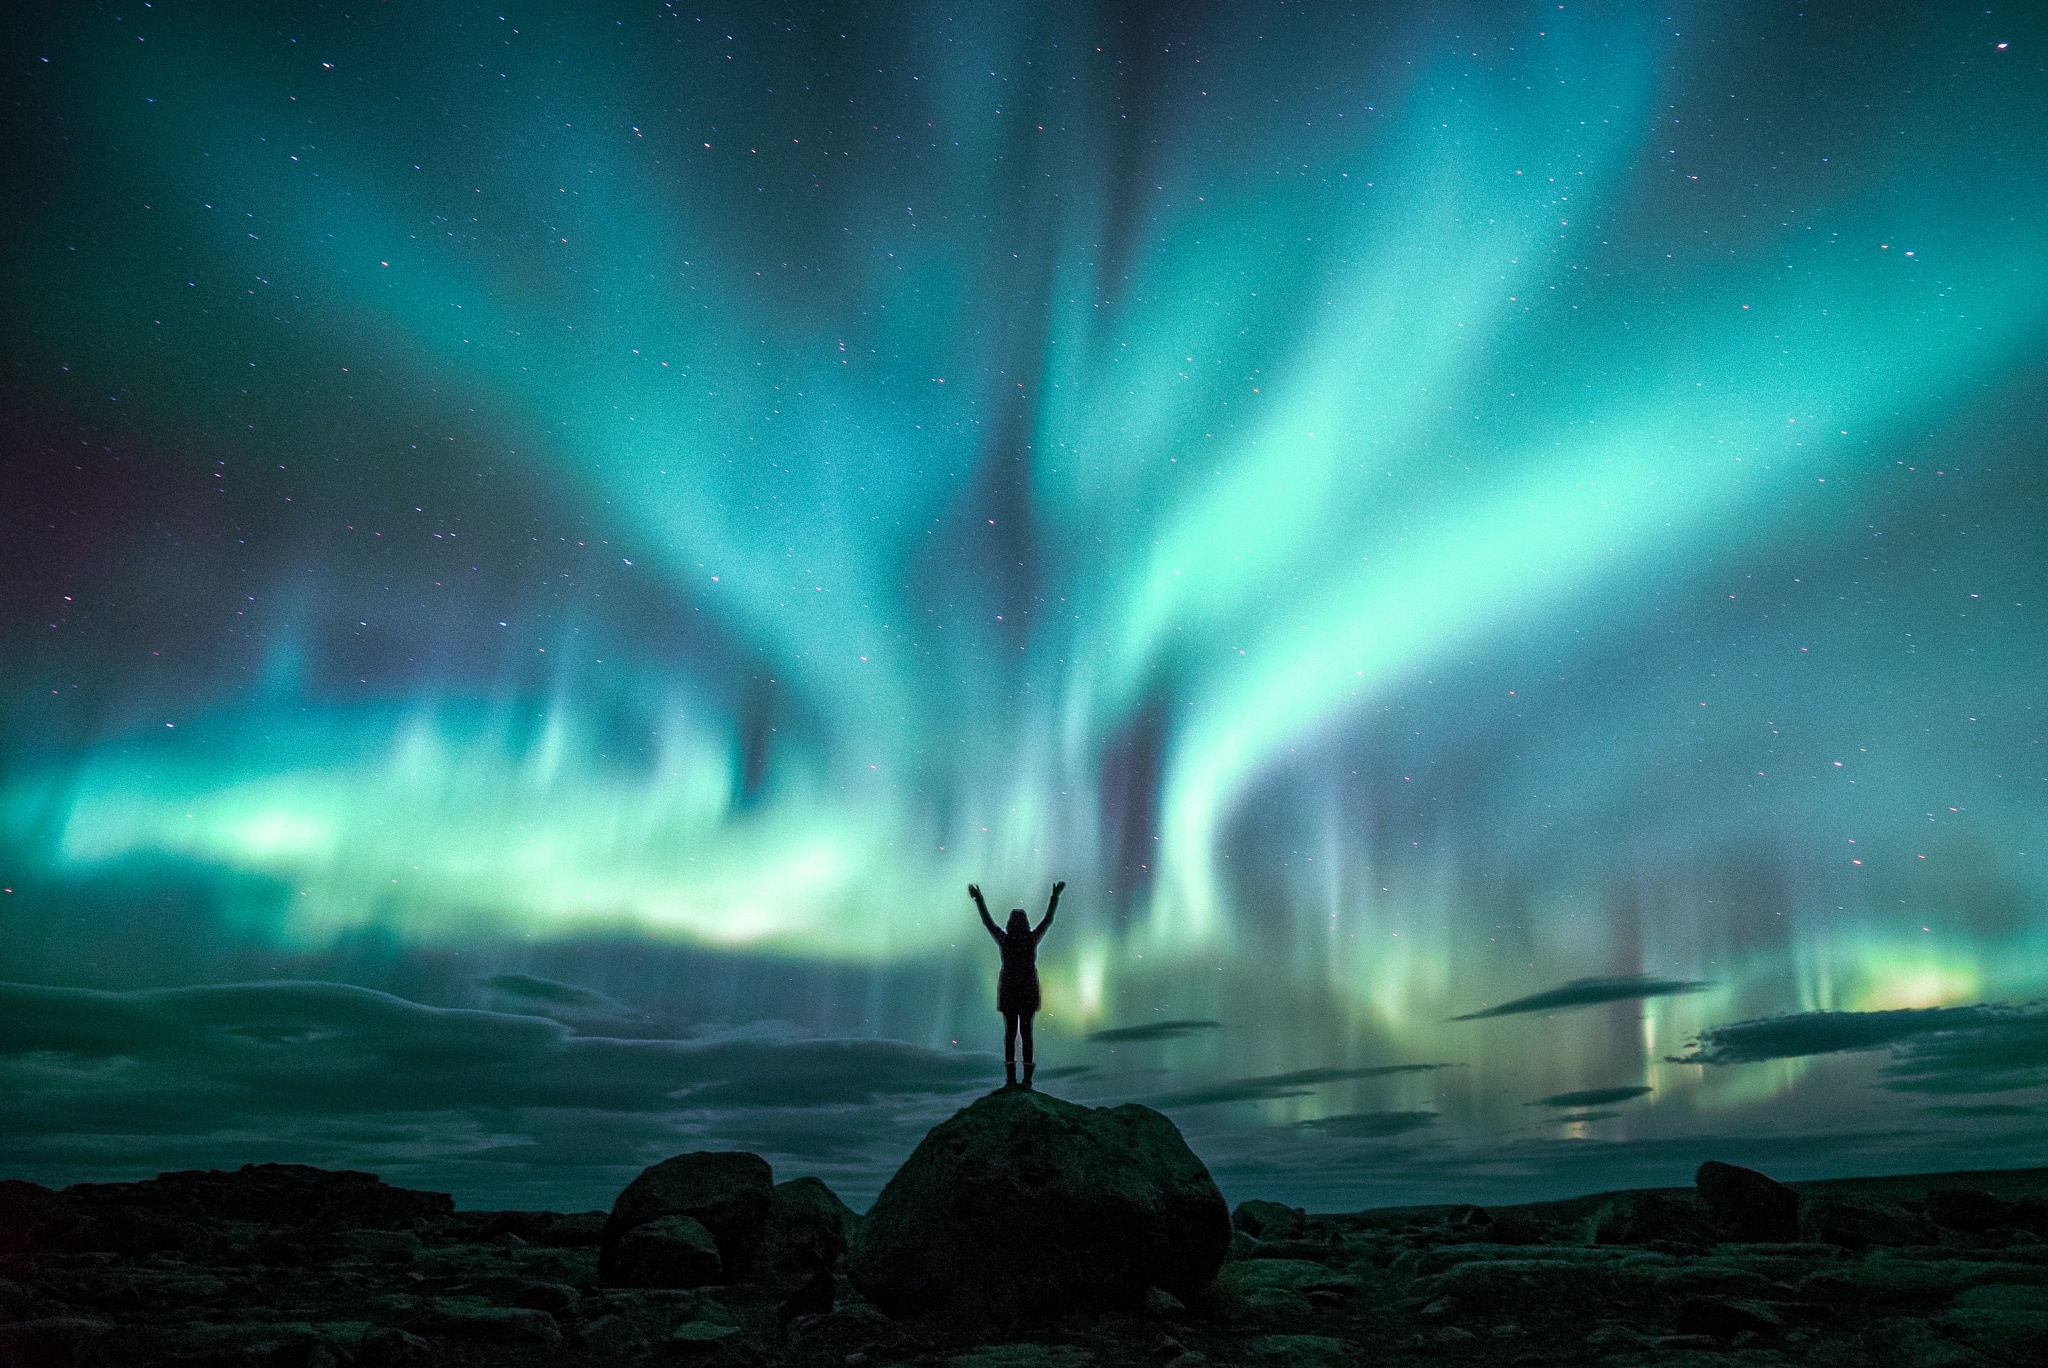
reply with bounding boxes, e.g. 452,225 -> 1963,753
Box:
4,1101 -> 2047,1368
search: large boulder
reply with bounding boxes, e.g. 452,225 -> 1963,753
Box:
599,1151 -> 773,1284
1695,1161 -> 1800,1243
846,1086 -> 1230,1321
760,1177 -> 856,1290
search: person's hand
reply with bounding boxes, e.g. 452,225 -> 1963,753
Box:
968,883 -> 981,900
1052,880 -> 1066,895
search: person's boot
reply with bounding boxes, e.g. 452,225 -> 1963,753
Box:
1004,1059 -> 1018,1088
1023,1062 -> 1036,1090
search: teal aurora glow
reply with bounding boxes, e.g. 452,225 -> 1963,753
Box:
2,2 -> 2044,1211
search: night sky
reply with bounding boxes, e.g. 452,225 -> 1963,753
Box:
4,1 -> 2046,1215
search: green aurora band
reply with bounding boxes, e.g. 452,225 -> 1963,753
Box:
3,1 -> 2046,1204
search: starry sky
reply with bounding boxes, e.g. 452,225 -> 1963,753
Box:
3,1 -> 2046,1214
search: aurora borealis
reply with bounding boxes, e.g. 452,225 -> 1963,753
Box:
3,1 -> 2046,1212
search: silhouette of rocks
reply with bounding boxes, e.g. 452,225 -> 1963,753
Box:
71,1162 -> 452,1231
7,1155 -> 2048,1366
598,1150 -> 773,1285
1800,1195 -> 1936,1249
847,1086 -> 1230,1320
1694,1160 -> 1800,1242
761,1175 -> 856,1289
609,1213 -> 723,1287
1587,1190 -> 1721,1246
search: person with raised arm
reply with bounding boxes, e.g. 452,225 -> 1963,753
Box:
970,880 -> 1063,1087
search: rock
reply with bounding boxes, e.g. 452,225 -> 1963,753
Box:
610,1214 -> 724,1288
447,1209 -> 607,1247
575,1314 -> 650,1357
355,1328 -> 444,1368
0,1180 -> 83,1254
600,1150 -> 773,1284
948,1346 -> 1095,1368
670,1319 -> 739,1343
1925,1189 -> 2016,1234
777,1266 -> 836,1326
1243,1333 -> 1352,1364
1695,1162 -> 1800,1243
512,1280 -> 579,1313
1588,1191 -> 1721,1246
0,1316 -> 108,1368
1801,1196 -> 1936,1250
1233,1200 -> 1307,1241
1142,1285 -> 1187,1318
420,1297 -> 563,1345
759,1175 -> 855,1288
65,1163 -> 451,1231
847,1087 -> 1230,1321
1674,1294 -> 1784,1339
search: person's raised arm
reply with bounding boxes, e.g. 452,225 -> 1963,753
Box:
970,883 -> 1003,942
1033,880 -> 1065,942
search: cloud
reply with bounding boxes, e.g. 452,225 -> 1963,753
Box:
1670,1000 -> 2048,1096
1923,1102 -> 2040,1118
1547,1111 -> 1622,1124
1085,1019 -> 1223,1044
1295,1110 -> 1439,1139
1450,975 -> 1713,1021
0,979 -> 999,1206
1529,1085 -> 1653,1108
1150,1063 -> 1455,1109
481,972 -> 633,1017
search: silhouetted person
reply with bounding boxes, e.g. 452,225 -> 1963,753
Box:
971,880 -> 1062,1087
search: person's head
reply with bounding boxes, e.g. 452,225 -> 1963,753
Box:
1006,908 -> 1030,935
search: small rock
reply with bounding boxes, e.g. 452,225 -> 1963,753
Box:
1696,1161 -> 1801,1243
671,1319 -> 740,1343
1801,1196 -> 1935,1249
356,1328 -> 444,1368
947,1345 -> 1095,1368
761,1176 -> 855,1289
1491,1322 -> 1524,1338
575,1314 -> 648,1357
1150,1332 -> 1184,1358
1143,1285 -> 1187,1318
779,1266 -> 836,1326
1243,1334 -> 1351,1364
0,1316 -> 109,1368
1430,1326 -> 1479,1345
1925,1188 -> 2016,1234
512,1280 -> 579,1313
1675,1294 -> 1784,1340
1589,1190 -> 1720,1246
1421,1296 -> 1454,1319
1650,1334 -> 1720,1350
612,1214 -> 723,1289
1233,1200 -> 1307,1241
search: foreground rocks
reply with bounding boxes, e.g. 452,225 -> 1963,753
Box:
3,1135 -> 2048,1367
847,1086 -> 1230,1320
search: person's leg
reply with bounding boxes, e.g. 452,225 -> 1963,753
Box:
1002,1011 -> 1019,1065
1020,1013 -> 1035,1066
